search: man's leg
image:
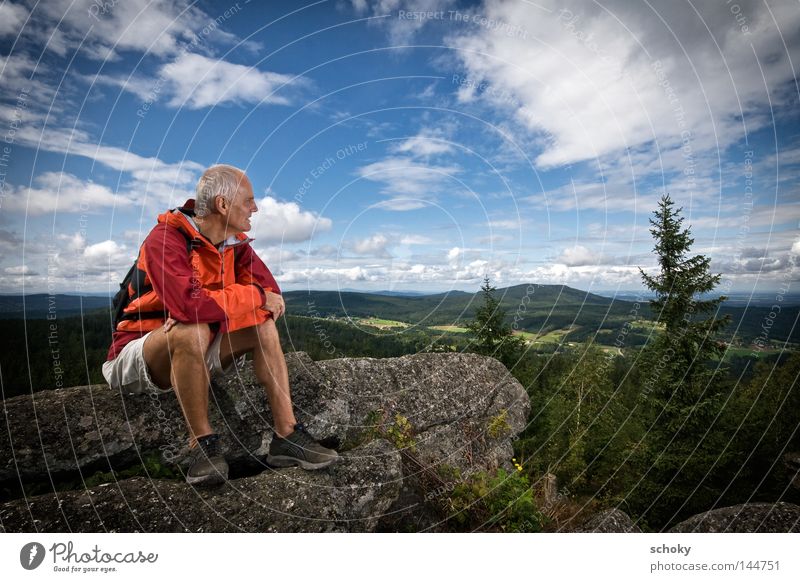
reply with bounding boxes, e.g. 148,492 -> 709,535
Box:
142,322 -> 213,447
217,318 -> 297,437
217,318 -> 338,469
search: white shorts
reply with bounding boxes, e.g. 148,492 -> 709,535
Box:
102,330 -> 238,395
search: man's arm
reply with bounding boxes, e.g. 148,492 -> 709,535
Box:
143,224 -> 264,330
234,243 -> 280,293
234,243 -> 285,318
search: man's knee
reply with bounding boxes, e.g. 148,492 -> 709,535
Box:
167,323 -> 212,355
255,318 -> 281,348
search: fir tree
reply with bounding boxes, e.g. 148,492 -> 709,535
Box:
628,194 -> 733,528
467,276 -> 523,369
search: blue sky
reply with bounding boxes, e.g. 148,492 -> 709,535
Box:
0,0 -> 798,295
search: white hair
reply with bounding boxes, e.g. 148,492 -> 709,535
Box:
195,164 -> 247,218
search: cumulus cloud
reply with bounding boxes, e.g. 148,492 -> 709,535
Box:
350,234 -> 392,257
447,246 -> 462,263
0,3 -> 29,37
557,245 -> 608,266
3,172 -> 132,215
253,246 -> 301,266
11,125 -> 203,207
249,197 -> 332,243
36,0 -> 209,59
350,0 -> 458,44
449,0 -> 800,168
160,53 -> 300,109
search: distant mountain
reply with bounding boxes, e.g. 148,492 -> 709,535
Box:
338,288 -> 431,297
3,286 -> 797,345
0,294 -> 111,319
283,284 -> 636,330
594,290 -> 800,307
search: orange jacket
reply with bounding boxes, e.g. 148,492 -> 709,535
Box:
107,200 -> 280,360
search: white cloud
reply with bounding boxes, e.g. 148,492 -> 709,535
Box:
487,218 -> 522,230
12,125 -> 203,207
278,265 -> 378,285
3,172 -> 132,215
557,245 -> 607,266
373,198 -> 429,211
390,130 -> 455,157
351,0 -> 458,44
309,244 -> 339,259
351,234 -> 391,257
249,197 -> 332,243
449,0 -> 800,168
83,240 -> 126,261
252,246 -> 301,266
400,234 -> 434,245
3,265 -> 35,275
358,156 -> 461,211
0,3 -> 29,37
160,53 -> 300,109
37,0 -> 208,59
0,53 -> 55,109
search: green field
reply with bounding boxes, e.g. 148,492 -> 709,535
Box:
354,317 -> 410,329
529,325 -> 579,344
429,325 -> 470,333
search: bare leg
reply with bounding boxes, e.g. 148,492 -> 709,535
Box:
218,318 -> 297,437
142,323 -> 213,447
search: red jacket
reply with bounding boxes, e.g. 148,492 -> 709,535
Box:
106,200 -> 280,360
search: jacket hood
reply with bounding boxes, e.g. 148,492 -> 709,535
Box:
157,199 -> 252,250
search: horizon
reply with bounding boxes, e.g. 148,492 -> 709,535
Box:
2,284 -> 795,298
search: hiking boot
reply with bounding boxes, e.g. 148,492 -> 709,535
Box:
266,424 -> 339,470
186,433 -> 229,486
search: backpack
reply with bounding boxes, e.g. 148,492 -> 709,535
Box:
111,231 -> 194,329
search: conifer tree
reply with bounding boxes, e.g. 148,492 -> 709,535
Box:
629,194 -> 732,528
467,276 -> 523,368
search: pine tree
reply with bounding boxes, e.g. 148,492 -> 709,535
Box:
467,276 -> 523,369
628,194 -> 733,528
639,194 -> 730,361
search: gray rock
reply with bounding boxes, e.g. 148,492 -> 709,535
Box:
0,352 -> 529,532
0,440 -> 401,532
573,508 -> 642,533
783,452 -> 800,489
669,502 -> 800,533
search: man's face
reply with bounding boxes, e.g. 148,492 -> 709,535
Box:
223,176 -> 258,234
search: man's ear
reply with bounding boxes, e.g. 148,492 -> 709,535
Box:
215,195 -> 229,215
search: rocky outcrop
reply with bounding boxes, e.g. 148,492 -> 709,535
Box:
574,508 -> 642,533
0,352 -> 529,532
0,439 -> 401,532
559,503 -> 799,533
784,452 -> 800,490
669,502 -> 800,533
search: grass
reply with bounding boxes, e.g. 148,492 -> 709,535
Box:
429,325 -> 470,333
354,317 -> 410,329
529,325 -> 580,344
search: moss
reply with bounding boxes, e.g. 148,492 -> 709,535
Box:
487,409 -> 511,439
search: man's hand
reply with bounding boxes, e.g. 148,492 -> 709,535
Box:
163,317 -> 178,332
262,291 -> 285,319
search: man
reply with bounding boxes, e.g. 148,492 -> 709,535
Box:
103,164 -> 337,486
